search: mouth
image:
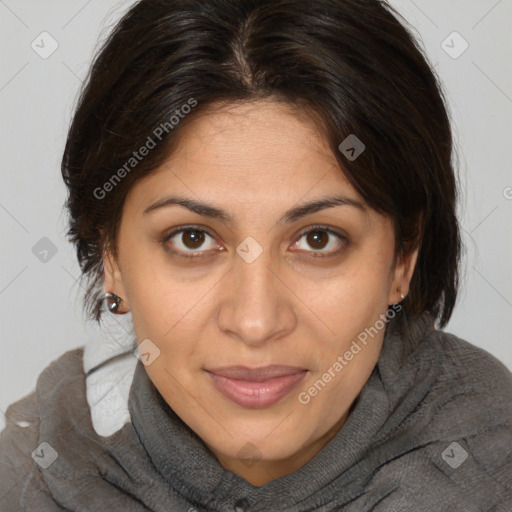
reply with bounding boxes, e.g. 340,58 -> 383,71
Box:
205,365 -> 308,408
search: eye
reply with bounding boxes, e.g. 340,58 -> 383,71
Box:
162,226 -> 219,258
291,225 -> 348,257
161,224 -> 348,260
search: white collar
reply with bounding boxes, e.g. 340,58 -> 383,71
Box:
83,312 -> 138,437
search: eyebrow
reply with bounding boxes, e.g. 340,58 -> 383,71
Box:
143,194 -> 367,224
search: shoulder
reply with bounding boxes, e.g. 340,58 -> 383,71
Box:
36,347 -> 85,386
432,328 -> 512,401
0,348 -> 85,510
424,327 -> 512,433
364,328 -> 512,510
419,330 -> 512,506
0,347 -> 85,439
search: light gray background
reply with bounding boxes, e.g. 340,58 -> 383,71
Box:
1,0 -> 511,433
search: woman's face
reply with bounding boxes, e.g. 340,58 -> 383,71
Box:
104,100 -> 417,485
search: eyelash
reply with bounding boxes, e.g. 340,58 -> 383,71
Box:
160,224 -> 348,260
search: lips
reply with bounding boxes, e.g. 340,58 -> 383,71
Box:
205,365 -> 308,408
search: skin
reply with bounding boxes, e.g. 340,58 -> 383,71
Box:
104,100 -> 418,486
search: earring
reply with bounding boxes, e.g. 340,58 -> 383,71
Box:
400,292 -> 406,301
105,292 -> 123,314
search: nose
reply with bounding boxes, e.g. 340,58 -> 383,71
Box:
216,242 -> 296,347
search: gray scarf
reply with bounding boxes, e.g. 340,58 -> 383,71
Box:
1,311 -> 511,511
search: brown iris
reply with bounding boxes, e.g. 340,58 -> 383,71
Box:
306,230 -> 329,250
182,229 -> 205,249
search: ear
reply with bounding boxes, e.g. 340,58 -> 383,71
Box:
387,246 -> 419,305
103,249 -> 130,312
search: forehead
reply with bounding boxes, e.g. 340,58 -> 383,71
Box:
170,100 -> 336,171
121,100 -> 380,233
134,101 -> 353,197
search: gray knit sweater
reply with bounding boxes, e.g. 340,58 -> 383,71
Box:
1,312 -> 511,511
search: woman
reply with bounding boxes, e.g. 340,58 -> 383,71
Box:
1,0 -> 511,510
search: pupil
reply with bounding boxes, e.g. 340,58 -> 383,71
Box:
184,230 -> 204,249
308,230 -> 327,250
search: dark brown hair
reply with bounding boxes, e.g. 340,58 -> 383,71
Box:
61,0 -> 462,332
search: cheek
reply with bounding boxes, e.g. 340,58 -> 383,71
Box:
304,254 -> 392,327
118,241 -> 187,332
296,246 -> 392,378
123,269 -> 207,373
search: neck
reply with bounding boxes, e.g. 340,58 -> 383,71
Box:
207,409 -> 350,486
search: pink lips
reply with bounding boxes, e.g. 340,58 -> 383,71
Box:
205,365 -> 308,408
